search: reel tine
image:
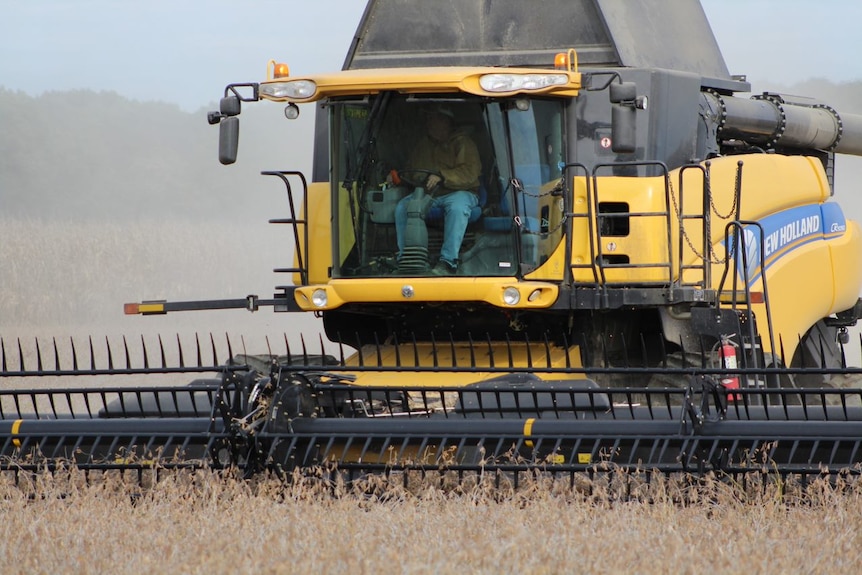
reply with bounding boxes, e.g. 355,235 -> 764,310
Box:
17,338 -> 25,372
449,333 -> 456,367
354,332 -> 364,367
195,333 -> 203,368
177,334 -> 185,368
210,333 -> 218,366
779,334 -> 787,368
374,332 -> 382,366
225,333 -> 234,362
284,333 -> 292,361
88,336 -> 96,371
300,334 -> 308,366
1,338 -> 6,373
265,335 -> 273,358
123,336 -> 131,370
318,334 -> 326,362
53,337 -> 61,371
430,333 -> 438,368
543,332 -> 552,369
486,333 -> 495,369
411,333 -> 419,367
36,337 -> 43,372
505,333 -> 513,369
71,337 -> 79,370
105,336 -> 114,371
561,333 -> 571,369
659,335 -> 668,368
141,335 -> 150,369
524,333 -> 532,369
158,334 -> 166,369
393,332 -> 401,367
241,334 -> 248,359
818,331 -> 827,368
638,332 -> 647,367
467,333 -> 476,368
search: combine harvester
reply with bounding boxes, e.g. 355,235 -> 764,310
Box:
5,0 -> 862,485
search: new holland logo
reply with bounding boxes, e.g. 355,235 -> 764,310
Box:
730,205 -> 831,287
736,227 -> 760,282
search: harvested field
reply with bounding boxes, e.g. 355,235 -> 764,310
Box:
1,469 -> 862,574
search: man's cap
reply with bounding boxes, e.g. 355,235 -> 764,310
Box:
424,105 -> 455,119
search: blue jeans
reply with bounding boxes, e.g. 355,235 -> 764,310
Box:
395,189 -> 478,267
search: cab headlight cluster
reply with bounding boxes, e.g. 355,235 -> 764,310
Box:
502,287 -> 521,306
259,79 -> 317,100
479,73 -> 568,93
311,289 -> 328,308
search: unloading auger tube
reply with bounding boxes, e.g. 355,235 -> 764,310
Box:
4,334 -> 862,484
702,91 -> 862,155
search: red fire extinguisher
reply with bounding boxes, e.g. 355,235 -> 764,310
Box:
719,335 -> 741,401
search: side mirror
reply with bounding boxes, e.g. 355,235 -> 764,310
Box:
219,117 -> 239,165
609,82 -> 636,104
220,96 -> 241,116
609,82 -> 647,154
611,105 -> 636,154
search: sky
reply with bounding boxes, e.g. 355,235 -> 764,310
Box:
2,0 -> 861,113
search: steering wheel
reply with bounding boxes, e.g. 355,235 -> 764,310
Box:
395,168 -> 444,192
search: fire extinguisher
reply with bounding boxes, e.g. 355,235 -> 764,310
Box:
719,335 -> 741,401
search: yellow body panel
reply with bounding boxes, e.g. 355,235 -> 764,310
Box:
261,67 -> 582,102
295,181 -> 333,286
294,279 -> 558,311
344,341 -> 583,388
829,220 -> 862,311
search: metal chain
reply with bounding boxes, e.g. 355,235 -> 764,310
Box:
707,168 -> 739,219
667,177 -> 727,265
508,177 -> 567,236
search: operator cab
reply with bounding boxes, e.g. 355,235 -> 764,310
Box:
330,93 -> 566,278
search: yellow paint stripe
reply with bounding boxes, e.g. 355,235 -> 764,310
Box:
137,303 -> 165,314
11,419 -> 22,448
523,418 -> 535,448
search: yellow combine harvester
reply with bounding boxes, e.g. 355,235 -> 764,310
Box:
5,0 -> 862,481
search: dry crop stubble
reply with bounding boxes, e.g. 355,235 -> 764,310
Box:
1,469 -> 862,574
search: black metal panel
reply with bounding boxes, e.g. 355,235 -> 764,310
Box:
345,0 -> 737,90
345,0 -> 616,70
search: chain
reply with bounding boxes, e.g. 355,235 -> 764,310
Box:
707,168 -> 739,219
667,177 -> 728,265
505,177 -> 568,236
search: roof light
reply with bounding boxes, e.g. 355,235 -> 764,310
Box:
273,62 -> 290,78
259,79 -> 317,100
554,53 -> 568,70
479,73 -> 569,93
555,48 -> 578,72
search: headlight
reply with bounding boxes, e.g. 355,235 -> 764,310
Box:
479,73 -> 568,93
259,79 -> 317,99
311,289 -> 328,308
503,287 -> 521,306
